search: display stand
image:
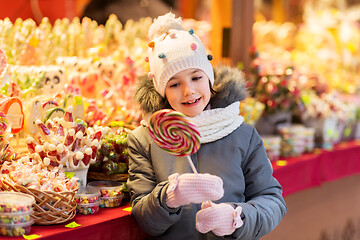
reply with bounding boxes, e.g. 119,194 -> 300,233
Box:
0,141 -> 358,240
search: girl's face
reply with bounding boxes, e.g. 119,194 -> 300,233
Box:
165,68 -> 211,117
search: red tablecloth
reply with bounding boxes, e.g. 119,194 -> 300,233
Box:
272,140 -> 360,196
0,203 -> 147,240
1,141 -> 359,240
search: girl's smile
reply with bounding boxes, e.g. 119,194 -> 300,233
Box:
165,68 -> 211,117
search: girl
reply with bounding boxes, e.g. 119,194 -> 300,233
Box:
127,12 -> 287,240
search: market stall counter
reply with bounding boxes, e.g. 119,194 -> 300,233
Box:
0,141 -> 359,240
0,202 -> 147,240
265,140 -> 360,240
272,140 -> 360,197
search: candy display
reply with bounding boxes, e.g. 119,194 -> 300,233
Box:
75,187 -> 101,204
75,187 -> 102,214
0,156 -> 79,192
0,220 -> 33,236
261,135 -> 281,161
239,98 -> 265,125
87,181 -> 125,208
0,192 -> 34,236
3,65 -> 66,100
0,14 -> 151,128
87,181 -> 124,197
76,201 -> 101,215
303,127 -> 315,152
0,3 -> 357,234
277,125 -> 315,157
0,192 -> 34,213
0,112 -> 17,164
24,109 -> 110,170
0,210 -> 33,224
0,49 -> 7,76
89,122 -> 130,176
99,194 -> 124,208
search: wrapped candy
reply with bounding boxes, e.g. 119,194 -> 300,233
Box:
0,155 -> 79,192
25,107 -> 110,170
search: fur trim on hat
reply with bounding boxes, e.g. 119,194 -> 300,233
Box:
133,65 -> 248,116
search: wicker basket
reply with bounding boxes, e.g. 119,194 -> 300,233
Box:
87,172 -> 128,182
0,179 -> 77,225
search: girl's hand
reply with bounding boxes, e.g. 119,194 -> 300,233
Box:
165,173 -> 223,208
196,202 -> 243,236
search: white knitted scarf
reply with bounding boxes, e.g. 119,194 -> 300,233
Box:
188,101 -> 244,143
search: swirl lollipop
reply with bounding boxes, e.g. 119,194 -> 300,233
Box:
148,109 -> 201,173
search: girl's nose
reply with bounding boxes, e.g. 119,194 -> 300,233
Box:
183,83 -> 195,96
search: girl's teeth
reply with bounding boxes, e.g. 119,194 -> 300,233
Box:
187,99 -> 197,104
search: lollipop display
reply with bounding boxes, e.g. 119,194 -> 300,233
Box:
0,49 -> 7,76
148,109 -> 201,173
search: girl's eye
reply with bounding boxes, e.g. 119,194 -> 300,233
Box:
192,76 -> 202,81
169,83 -> 179,88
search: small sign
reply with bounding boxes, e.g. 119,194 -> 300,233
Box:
23,234 -> 41,239
123,207 -> 132,212
65,221 -> 81,228
64,172 -> 75,178
276,160 -> 287,167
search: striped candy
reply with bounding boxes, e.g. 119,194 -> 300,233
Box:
148,109 -> 201,156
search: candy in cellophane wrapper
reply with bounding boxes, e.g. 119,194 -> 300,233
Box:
239,98 -> 265,126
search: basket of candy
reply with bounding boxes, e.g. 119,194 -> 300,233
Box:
88,122 -> 134,181
0,156 -> 79,225
0,180 -> 77,225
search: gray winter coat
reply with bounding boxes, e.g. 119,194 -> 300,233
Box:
127,66 -> 287,239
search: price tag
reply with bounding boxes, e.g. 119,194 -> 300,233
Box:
123,207 -> 132,212
23,234 -> 41,239
276,160 -> 287,167
64,172 -> 75,178
65,221 -> 81,228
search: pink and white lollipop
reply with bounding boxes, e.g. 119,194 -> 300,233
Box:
148,109 -> 201,173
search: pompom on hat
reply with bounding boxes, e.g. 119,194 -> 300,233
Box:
147,12 -> 214,97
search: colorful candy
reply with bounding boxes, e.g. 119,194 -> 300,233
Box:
0,192 -> 34,236
0,49 -> 7,76
87,181 -> 124,198
0,221 -> 33,236
76,202 -> 101,215
74,187 -> 101,204
148,109 -> 201,157
99,195 -> 123,208
0,212 -> 32,224
0,192 -> 34,214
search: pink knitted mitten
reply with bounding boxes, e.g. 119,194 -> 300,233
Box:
165,173 -> 224,208
196,202 -> 243,236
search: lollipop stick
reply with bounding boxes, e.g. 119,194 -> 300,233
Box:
185,156 -> 213,206
185,155 -> 198,174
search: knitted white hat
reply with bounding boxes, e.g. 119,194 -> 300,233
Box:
147,12 -> 214,97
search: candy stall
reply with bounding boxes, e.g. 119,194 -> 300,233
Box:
0,0 -> 359,239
